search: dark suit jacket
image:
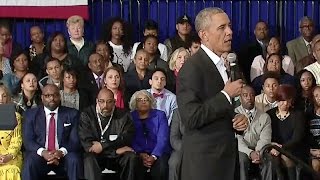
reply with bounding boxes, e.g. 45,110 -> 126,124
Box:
23,106 -> 81,153
177,48 -> 238,180
78,71 -> 101,105
124,69 -> 151,98
78,106 -> 135,158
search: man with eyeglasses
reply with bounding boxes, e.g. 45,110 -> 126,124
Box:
22,84 -> 83,180
287,16 -> 315,66
79,88 -> 144,180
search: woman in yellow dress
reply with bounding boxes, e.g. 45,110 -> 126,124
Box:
0,83 -> 22,180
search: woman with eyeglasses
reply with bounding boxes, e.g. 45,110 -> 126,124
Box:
0,83 -> 23,180
129,90 -> 170,180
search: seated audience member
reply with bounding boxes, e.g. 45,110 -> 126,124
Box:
295,69 -> 316,113
287,16 -> 315,66
130,90 -> 170,180
305,40 -> 320,85
79,53 -> 106,105
251,37 -> 294,81
0,19 -> 22,59
125,50 -> 151,98
66,15 -> 94,65
30,32 -> 83,79
164,15 -> 192,57
22,84 -> 83,180
238,20 -> 269,83
101,17 -> 133,72
235,85 -> 272,180
168,47 -> 190,93
266,85 -> 307,180
103,66 -> 128,109
0,83 -> 23,180
168,109 -> 185,180
13,73 -> 41,115
147,68 -> 177,125
252,53 -> 295,94
39,58 -> 62,89
79,88 -> 143,180
28,26 -> 45,61
255,72 -> 279,112
3,50 -> 29,95
131,20 -> 168,61
187,33 -> 201,56
0,42 -> 12,76
308,86 -> 320,173
295,34 -> 320,73
96,40 -> 124,73
60,68 -> 90,111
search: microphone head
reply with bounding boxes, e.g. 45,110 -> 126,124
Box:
226,53 -> 237,63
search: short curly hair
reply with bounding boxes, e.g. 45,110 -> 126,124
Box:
129,90 -> 156,111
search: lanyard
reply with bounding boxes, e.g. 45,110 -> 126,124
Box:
96,107 -> 114,141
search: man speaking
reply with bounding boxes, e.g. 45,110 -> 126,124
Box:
177,7 -> 247,180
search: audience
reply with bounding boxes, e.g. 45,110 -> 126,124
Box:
131,20 -> 168,61
0,42 -> 12,76
22,84 -> 83,180
146,68 -> 177,125
28,26 -> 45,61
101,17 -> 133,72
235,85 -> 272,180
13,73 -> 41,114
66,15 -> 94,65
79,88 -> 143,180
187,33 -> 201,56
0,19 -> 22,59
305,40 -> 320,85
296,34 -> 320,72
130,90 -> 170,180
287,16 -> 315,66
0,83 -> 23,180
39,57 -> 63,89
60,68 -> 90,111
164,15 -> 192,57
295,69 -> 316,113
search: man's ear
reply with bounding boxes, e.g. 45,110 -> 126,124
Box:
149,79 -> 152,86
198,30 -> 207,42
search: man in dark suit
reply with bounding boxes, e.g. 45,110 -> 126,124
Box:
79,88 -> 143,180
22,84 -> 83,180
79,53 -> 106,105
177,7 -> 248,180
238,20 -> 269,83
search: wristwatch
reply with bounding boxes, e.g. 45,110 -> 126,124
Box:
151,155 -> 158,160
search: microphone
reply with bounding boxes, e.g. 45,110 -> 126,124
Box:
226,53 -> 237,82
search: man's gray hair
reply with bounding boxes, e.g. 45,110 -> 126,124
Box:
129,90 -> 156,111
299,16 -> 313,28
195,7 -> 225,33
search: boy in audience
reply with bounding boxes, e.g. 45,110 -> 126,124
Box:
147,68 -> 177,125
255,72 -> 279,112
187,33 -> 201,56
236,85 -> 272,180
39,58 -> 63,89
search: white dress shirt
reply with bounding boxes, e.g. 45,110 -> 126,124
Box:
37,107 -> 68,156
200,44 -> 231,103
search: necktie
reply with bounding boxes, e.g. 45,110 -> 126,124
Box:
247,111 -> 253,122
307,44 -> 312,54
48,113 -> 56,151
153,93 -> 164,98
96,77 -> 101,89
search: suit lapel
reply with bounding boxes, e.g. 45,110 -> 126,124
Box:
37,107 -> 47,146
298,36 -> 308,55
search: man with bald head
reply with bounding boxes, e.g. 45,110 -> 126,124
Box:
22,84 -> 83,180
235,85 -> 271,180
79,88 -> 143,180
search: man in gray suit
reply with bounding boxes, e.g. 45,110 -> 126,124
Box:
286,16 -> 315,66
235,85 -> 272,180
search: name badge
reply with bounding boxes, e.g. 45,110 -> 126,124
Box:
109,135 -> 118,141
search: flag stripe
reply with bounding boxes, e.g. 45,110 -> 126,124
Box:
0,0 -> 87,6
0,6 -> 89,20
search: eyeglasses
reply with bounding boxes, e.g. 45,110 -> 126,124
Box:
300,25 -> 313,29
97,99 -> 115,104
42,94 -> 59,98
136,98 -> 150,103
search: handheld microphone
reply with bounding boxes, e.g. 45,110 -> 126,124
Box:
226,53 -> 237,81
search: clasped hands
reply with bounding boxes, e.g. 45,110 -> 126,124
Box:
42,150 -> 64,165
0,154 -> 13,164
140,153 -> 156,168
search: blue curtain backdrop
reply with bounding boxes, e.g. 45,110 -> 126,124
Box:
10,0 -> 320,52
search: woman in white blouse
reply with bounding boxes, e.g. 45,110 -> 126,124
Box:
251,37 -> 294,81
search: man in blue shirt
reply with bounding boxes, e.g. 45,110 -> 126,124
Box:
147,68 -> 178,125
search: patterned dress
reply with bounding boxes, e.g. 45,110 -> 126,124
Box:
0,112 -> 22,180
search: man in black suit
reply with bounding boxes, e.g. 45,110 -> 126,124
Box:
177,7 -> 248,180
238,20 -> 269,83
